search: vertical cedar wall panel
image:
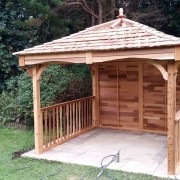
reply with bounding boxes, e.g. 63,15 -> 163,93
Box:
118,64 -> 139,130
99,62 -> 167,133
176,69 -> 180,110
175,68 -> 180,168
143,63 -> 167,131
99,65 -> 118,126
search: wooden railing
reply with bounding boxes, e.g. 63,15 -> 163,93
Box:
41,96 -> 95,151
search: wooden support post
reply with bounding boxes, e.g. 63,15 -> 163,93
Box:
167,61 -> 176,174
91,63 -> 99,127
92,64 -> 96,127
32,65 -> 43,154
117,65 -> 120,127
139,62 -> 143,130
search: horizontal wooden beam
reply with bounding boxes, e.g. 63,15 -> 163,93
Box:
24,52 -> 86,65
19,55 -> 25,66
93,47 -> 174,62
175,46 -> 180,61
86,52 -> 93,64
19,47 -> 175,66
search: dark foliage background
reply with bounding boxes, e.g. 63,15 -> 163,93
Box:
0,0 -> 179,126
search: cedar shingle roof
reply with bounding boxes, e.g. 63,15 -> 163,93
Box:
14,17 -> 180,55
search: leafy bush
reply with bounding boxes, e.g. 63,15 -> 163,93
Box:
0,64 -> 92,126
17,65 -> 73,125
0,91 -> 20,124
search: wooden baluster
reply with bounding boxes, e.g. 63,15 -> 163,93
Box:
89,98 -> 91,127
67,104 -> 69,138
85,99 -> 88,129
76,102 -> 78,133
56,107 -> 59,142
60,106 -> 63,140
88,99 -> 90,128
73,102 -> 75,135
41,111 -> 44,147
90,98 -> 92,126
81,101 -> 85,130
52,108 -> 55,144
88,99 -> 90,127
64,105 -> 66,139
70,103 -> 72,136
87,99 -> 89,128
48,110 -> 51,146
84,100 -> 86,129
45,110 -> 48,148
79,101 -> 81,131
85,99 -> 87,128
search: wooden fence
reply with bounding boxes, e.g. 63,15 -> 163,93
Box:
40,96 -> 95,152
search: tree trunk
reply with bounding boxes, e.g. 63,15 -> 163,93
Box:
98,0 -> 103,24
91,0 -> 96,26
111,0 -> 116,20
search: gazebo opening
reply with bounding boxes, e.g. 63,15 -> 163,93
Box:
13,8 -> 180,175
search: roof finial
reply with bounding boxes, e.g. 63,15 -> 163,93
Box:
119,8 -> 124,16
117,8 -> 126,18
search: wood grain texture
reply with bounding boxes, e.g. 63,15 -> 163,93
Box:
98,61 -> 167,133
32,65 -> 43,154
167,61 -> 176,174
175,63 -> 180,173
19,55 -> 25,66
175,46 -> 180,61
143,62 -> 167,132
41,96 -> 94,152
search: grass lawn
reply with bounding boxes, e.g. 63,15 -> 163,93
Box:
0,126 -> 167,180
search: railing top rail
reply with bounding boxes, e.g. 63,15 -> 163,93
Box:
41,96 -> 95,111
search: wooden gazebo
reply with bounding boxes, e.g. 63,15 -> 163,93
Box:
14,9 -> 180,175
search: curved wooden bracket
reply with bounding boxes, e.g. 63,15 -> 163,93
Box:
37,64 -> 49,80
21,64 -> 49,79
21,66 -> 32,77
147,61 -> 168,81
88,64 -> 95,75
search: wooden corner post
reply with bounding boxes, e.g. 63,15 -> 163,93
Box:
167,61 -> 176,174
32,65 -> 43,154
90,63 -> 99,127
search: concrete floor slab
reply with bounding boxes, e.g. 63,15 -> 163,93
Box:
22,128 -> 173,178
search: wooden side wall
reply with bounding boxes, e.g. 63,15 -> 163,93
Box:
143,63 -> 167,132
98,61 -> 167,133
175,67 -> 180,172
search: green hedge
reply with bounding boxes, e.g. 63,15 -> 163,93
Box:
0,64 -> 91,126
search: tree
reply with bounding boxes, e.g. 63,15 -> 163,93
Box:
0,0 -> 73,91
52,0 -> 180,36
0,0 -> 39,90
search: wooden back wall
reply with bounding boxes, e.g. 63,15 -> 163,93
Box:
98,61 -> 167,134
